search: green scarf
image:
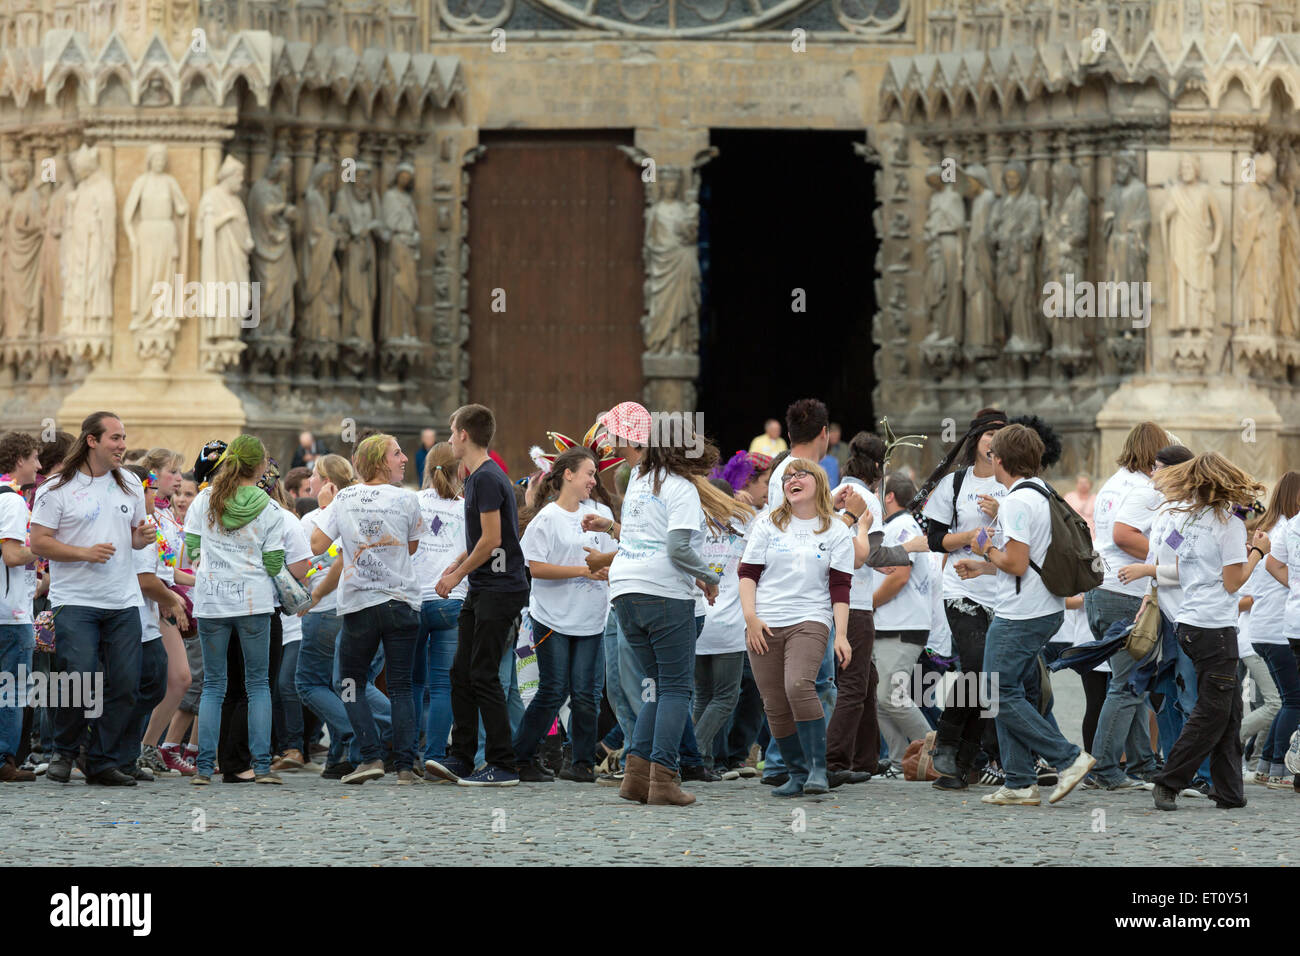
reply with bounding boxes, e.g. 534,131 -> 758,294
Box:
221,485 -> 271,530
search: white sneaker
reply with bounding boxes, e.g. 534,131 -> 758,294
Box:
981,784 -> 1040,806
1106,776 -> 1154,791
1049,751 -> 1097,804
720,767 -> 741,781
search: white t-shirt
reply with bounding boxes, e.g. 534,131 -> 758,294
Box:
1093,468 -> 1152,596
413,491 -> 469,604
741,512 -> 855,631
872,511 -> 932,632
766,455 -> 794,511
132,543 -> 163,644
0,490 -> 36,625
185,489 -> 285,618
31,469 -> 147,610
1145,503 -> 1183,622
1237,613 -> 1256,658
314,483 -> 424,615
925,552 -> 952,656
300,509 -> 339,614
277,506 -> 312,645
921,467 -> 1007,608
1241,519 -> 1287,645
610,470 -> 706,602
521,500 -> 615,636
697,511 -> 759,655
1165,504 -> 1248,629
1052,603 -> 1091,643
1269,511 -> 1300,640
831,478 -> 883,611
993,477 -> 1066,620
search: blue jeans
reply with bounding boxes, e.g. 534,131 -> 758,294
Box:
338,600 -> 420,770
51,605 -> 142,776
296,610 -> 355,767
1086,588 -> 1157,784
620,610 -> 704,767
414,598 -> 461,761
277,640 -> 304,754
614,594 -> 697,772
197,614 -> 273,776
123,638 -> 168,767
514,623 -> 603,767
1256,641 -> 1300,775
0,623 -> 35,759
984,611 -> 1080,789
332,626 -> 392,765
603,610 -> 638,746
766,622 -> 839,772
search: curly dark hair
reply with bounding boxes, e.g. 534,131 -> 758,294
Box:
785,398 -> 829,447
39,431 -> 75,475
0,431 -> 41,475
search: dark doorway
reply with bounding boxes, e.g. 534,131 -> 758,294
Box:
698,129 -> 877,458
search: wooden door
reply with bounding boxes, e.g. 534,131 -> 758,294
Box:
466,131 -> 645,480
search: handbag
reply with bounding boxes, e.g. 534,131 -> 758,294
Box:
271,566 -> 313,616
1126,577 -> 1161,661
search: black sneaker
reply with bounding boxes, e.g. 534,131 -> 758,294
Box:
46,755 -> 73,783
124,763 -> 155,782
517,759 -> 555,783
932,774 -> 968,791
1153,782 -> 1178,811
559,763 -> 595,783
1035,758 -> 1059,787
680,764 -> 720,783
760,772 -> 790,787
321,761 -> 355,780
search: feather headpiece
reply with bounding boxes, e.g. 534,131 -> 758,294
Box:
535,421 -> 625,474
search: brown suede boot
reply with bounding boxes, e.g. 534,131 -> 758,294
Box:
0,756 -> 36,782
647,761 -> 695,806
619,753 -> 651,803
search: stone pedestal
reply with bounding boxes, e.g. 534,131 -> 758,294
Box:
1096,376 -> 1282,487
642,352 -> 699,414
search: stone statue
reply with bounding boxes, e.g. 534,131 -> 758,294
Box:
990,160 -> 1046,360
1277,148 -> 1300,341
40,155 -> 71,348
921,165 -> 964,347
62,144 -> 117,363
196,154 -> 252,372
334,162 -> 382,374
1159,153 -> 1222,335
247,154 -> 299,352
1102,152 -> 1150,299
642,166 -> 701,356
379,162 -> 420,345
1043,160 -> 1091,364
0,171 -> 10,338
961,164 -> 999,366
1233,152 -> 1280,339
123,143 -> 190,368
297,160 -> 342,373
2,160 -> 45,366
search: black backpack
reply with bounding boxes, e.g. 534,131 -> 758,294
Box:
1010,481 -> 1104,597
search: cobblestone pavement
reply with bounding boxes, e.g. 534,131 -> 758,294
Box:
2,675 -> 1291,867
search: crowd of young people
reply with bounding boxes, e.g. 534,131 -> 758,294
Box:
0,400 -> 1295,816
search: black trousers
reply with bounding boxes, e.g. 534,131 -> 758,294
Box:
935,600 -> 999,762
449,588 -> 529,770
1154,623 -> 1244,806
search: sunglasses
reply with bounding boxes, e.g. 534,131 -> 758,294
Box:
781,470 -> 811,486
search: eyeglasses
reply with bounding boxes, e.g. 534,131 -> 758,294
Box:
781,470 -> 811,486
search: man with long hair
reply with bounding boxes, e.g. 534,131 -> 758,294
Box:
30,412 -> 157,786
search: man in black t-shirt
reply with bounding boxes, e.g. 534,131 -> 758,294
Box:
428,404 -> 530,787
